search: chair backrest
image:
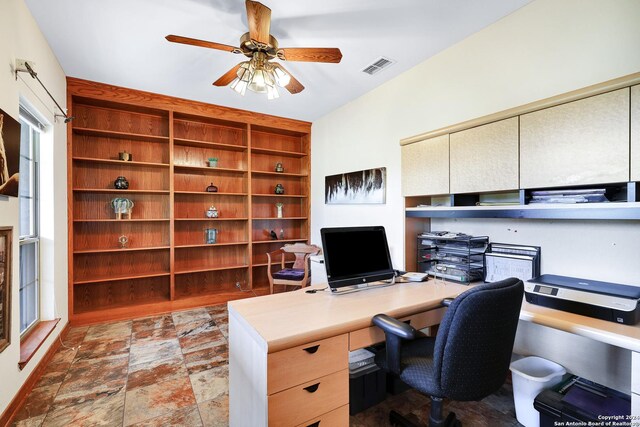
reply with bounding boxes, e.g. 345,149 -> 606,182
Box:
433,277 -> 524,401
281,243 -> 321,269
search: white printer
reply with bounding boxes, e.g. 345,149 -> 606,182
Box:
525,274 -> 640,325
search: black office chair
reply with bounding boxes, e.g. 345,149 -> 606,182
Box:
373,277 -> 524,427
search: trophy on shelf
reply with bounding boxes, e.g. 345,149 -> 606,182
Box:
206,182 -> 219,192
274,183 -> 284,194
118,151 -> 132,161
205,228 -> 218,244
118,235 -> 129,248
206,206 -> 219,218
275,162 -> 284,173
275,202 -> 284,218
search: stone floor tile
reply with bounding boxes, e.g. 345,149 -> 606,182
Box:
131,326 -> 177,346
128,338 -> 181,366
12,414 -> 45,427
13,383 -> 61,422
127,405 -> 203,427
183,343 -> 228,375
84,320 -> 132,342
127,356 -> 187,391
171,308 -> 210,326
42,388 -> 125,427
176,320 -> 225,354
73,337 -> 130,361
197,393 -> 229,427
123,376 -> 196,426
189,365 -> 228,404
131,315 -> 174,333
62,327 -> 89,347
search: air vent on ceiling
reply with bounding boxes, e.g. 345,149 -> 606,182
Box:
361,57 -> 395,75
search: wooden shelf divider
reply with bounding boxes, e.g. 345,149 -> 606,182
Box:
68,78 -> 310,325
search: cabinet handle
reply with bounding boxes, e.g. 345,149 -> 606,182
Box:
307,422 -> 320,427
303,383 -> 320,393
303,345 -> 320,354
403,319 -> 412,325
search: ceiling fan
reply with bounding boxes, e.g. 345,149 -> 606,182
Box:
166,0 -> 343,99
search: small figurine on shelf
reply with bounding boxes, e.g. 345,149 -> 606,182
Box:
206,206 -> 219,218
208,157 -> 218,168
205,228 -> 218,244
114,176 -> 129,189
118,235 -> 129,248
206,182 -> 219,192
279,228 -> 284,239
274,183 -> 285,194
111,198 -> 134,219
275,162 -> 284,173
269,230 -> 278,240
118,151 -> 132,161
275,202 -> 284,218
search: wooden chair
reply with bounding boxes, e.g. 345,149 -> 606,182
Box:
266,243 -> 322,294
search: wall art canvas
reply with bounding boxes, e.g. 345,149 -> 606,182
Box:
0,109 -> 21,197
325,167 -> 386,204
0,227 -> 12,353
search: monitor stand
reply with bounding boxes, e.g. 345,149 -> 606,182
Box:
327,276 -> 397,295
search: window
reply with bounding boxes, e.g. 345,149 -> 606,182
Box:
19,112 -> 41,335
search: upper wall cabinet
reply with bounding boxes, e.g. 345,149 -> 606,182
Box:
632,85 -> 640,182
520,88 -> 630,188
401,134 -> 449,196
450,117 -> 519,194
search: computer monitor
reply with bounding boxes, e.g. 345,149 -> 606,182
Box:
320,226 -> 396,293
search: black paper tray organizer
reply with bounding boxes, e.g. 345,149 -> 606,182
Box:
417,233 -> 488,284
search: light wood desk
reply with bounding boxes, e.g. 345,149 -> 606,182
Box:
228,281 -> 640,426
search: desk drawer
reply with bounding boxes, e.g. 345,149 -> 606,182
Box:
268,370 -> 349,427
295,404 -> 349,427
268,334 -> 348,394
349,307 -> 446,350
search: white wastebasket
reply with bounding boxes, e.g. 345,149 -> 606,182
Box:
509,356 -> 566,427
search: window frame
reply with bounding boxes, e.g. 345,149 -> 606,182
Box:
18,115 -> 41,337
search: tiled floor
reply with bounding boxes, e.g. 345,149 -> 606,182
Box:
13,305 -> 521,426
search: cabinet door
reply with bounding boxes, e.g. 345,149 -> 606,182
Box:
520,88 -> 630,188
450,117 -> 518,194
401,134 -> 449,196
632,85 -> 640,182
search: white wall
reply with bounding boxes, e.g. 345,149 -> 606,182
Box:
0,0 -> 67,415
311,0 -> 640,391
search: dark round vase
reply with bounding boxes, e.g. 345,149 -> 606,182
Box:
114,176 -> 129,190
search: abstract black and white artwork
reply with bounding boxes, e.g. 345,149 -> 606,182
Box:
325,167 -> 386,204
0,109 -> 20,197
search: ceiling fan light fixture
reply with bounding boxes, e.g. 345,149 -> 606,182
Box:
273,66 -> 290,87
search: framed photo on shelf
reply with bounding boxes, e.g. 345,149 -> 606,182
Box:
0,227 -> 12,353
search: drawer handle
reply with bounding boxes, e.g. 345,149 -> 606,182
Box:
303,345 -> 320,354
307,422 -> 320,427
303,383 -> 320,393
403,320 -> 411,325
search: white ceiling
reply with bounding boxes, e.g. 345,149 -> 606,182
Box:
25,0 -> 531,122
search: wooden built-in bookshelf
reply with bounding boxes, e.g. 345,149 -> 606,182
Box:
67,78 -> 311,324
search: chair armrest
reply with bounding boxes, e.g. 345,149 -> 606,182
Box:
372,314 -> 417,375
373,314 -> 417,340
442,298 -> 454,307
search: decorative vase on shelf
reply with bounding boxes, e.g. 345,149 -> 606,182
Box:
208,158 -> 218,168
274,183 -> 284,194
275,203 -> 283,218
205,228 -> 218,244
275,162 -> 284,173
206,206 -> 219,218
111,198 -> 134,219
114,176 -> 129,190
206,182 -> 218,193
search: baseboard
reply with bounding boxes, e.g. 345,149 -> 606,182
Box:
0,321 -> 71,427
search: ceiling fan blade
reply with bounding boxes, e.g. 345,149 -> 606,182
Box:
273,63 -> 304,94
276,47 -> 342,63
166,35 -> 240,53
246,0 -> 271,45
213,64 -> 242,86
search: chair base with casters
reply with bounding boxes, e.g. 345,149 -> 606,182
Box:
266,243 -> 321,294
372,278 -> 524,427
